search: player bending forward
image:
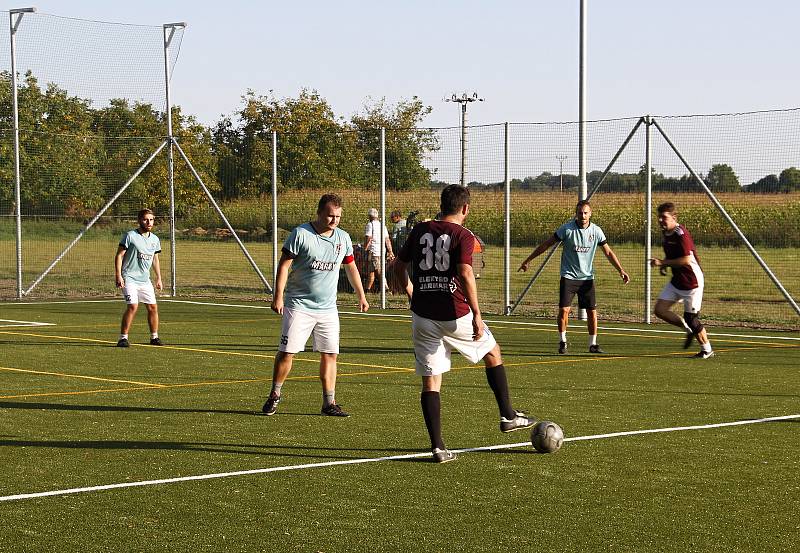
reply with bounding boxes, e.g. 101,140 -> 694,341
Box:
649,202 -> 714,359
393,184 -> 534,464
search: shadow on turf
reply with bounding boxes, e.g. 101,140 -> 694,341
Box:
0,435 -> 429,460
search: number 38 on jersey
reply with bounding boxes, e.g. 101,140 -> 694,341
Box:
419,233 -> 451,271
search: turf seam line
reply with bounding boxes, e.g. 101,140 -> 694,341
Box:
1,413 -> 797,503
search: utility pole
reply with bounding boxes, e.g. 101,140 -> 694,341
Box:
556,155 -> 568,193
445,92 -> 483,186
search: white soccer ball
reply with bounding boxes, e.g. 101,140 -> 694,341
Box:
531,420 -> 564,453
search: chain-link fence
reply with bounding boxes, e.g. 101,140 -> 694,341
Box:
2,11 -> 798,329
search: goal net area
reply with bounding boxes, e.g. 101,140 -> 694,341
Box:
1,11 -> 798,330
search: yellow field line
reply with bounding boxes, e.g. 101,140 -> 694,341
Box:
0,330 -> 399,370
0,365 -> 165,387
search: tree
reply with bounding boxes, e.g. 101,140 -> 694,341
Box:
746,174 -> 780,193
705,164 -> 740,192
778,167 -> 800,192
351,96 -> 438,190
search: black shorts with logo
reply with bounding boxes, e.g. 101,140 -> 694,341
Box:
559,277 -> 596,309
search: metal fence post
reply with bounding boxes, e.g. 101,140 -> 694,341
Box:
380,127 -> 387,309
504,122 -> 511,315
272,130 -> 278,286
644,115 -> 652,324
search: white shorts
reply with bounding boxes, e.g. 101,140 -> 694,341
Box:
658,282 -> 704,313
279,306 -> 340,354
122,281 -> 156,305
411,311 -> 497,376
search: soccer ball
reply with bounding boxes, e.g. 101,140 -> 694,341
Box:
531,421 -> 564,453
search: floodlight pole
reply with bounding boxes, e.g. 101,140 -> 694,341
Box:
446,92 -> 483,186
380,127 -> 387,309
577,0 -> 589,321
163,22 -> 186,297
272,130 -> 278,285
644,116 -> 653,324
9,8 -> 36,299
504,122 -> 511,314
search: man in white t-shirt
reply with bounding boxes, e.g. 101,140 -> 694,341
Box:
363,207 -> 393,293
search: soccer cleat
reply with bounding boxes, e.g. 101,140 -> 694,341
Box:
558,341 -> 567,355
149,337 -> 163,346
500,411 -> 537,433
693,350 -> 715,359
432,448 -> 457,464
588,344 -> 604,354
261,393 -> 281,416
683,330 -> 694,349
116,338 -> 129,348
321,403 -> 350,417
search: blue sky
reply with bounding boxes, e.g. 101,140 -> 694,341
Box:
3,0 -> 799,129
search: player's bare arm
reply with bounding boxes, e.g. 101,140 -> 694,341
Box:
271,253 -> 293,314
519,234 -> 559,272
601,244 -> 630,283
152,253 -> 163,291
114,245 -> 126,288
457,262 -> 483,341
344,261 -> 369,312
649,255 -> 691,268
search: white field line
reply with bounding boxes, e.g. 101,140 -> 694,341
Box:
1,413 -> 798,503
0,319 -> 56,328
162,300 -> 800,342
3,300 -> 118,305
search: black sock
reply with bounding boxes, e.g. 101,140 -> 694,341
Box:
420,391 -> 444,450
486,364 -> 516,419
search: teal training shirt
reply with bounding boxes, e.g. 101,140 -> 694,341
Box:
554,220 -> 607,281
283,223 -> 354,312
119,229 -> 161,284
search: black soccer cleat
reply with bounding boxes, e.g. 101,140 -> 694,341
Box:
261,393 -> 281,416
558,341 -> 567,355
693,350 -> 715,359
116,338 -> 129,348
683,330 -> 694,349
432,448 -> 457,464
149,337 -> 163,346
321,403 -> 350,417
500,411 -> 537,433
588,344 -> 604,354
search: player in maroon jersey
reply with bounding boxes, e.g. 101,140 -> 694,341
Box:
393,185 -> 534,463
649,202 -> 714,358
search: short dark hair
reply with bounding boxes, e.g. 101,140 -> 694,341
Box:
657,202 -> 676,215
575,200 -> 591,212
137,208 -> 154,220
440,184 -> 471,216
318,193 -> 343,212
390,209 -> 402,218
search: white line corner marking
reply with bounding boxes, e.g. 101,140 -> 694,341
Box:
1,413 -> 798,503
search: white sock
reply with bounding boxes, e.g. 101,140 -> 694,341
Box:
271,383 -> 283,397
702,342 -> 712,353
323,390 -> 335,407
589,335 -> 597,346
559,332 -> 567,342
151,332 -> 158,339
119,333 -> 128,340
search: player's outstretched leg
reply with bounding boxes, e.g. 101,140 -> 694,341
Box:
484,348 -> 535,433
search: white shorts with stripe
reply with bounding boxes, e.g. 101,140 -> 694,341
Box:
121,281 -> 156,305
411,311 -> 497,376
657,281 -> 704,313
279,306 -> 340,354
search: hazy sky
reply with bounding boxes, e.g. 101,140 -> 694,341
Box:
3,0 -> 798,129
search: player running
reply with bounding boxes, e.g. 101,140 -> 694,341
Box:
393,184 -> 534,464
649,202 -> 714,358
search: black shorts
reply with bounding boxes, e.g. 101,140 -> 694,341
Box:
559,277 -> 596,309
